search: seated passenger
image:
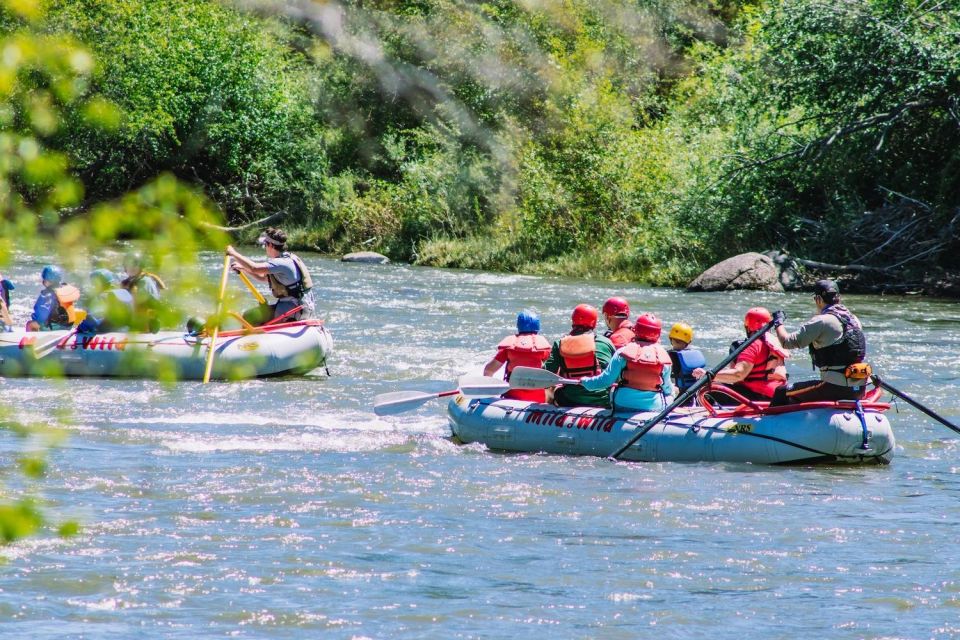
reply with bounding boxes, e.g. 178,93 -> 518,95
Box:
26,265 -> 80,331
601,297 -> 635,348
0,273 -> 14,329
666,322 -> 706,397
579,312 -> 674,412
483,309 -> 552,402
121,251 -> 166,333
692,307 -> 788,401
77,269 -> 134,334
544,304 -> 615,408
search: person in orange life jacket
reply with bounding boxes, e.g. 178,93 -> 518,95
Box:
601,296 -> 635,348
769,279 -> 868,406
692,307 -> 789,401
543,304 -> 615,408
579,312 -> 674,412
26,265 -> 79,331
666,322 -> 706,398
226,227 -> 315,326
483,309 -> 552,402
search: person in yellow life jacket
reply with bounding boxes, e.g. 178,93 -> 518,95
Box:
483,309 -> 552,402
579,312 -> 674,412
601,296 -> 635,348
543,304 -> 615,408
692,307 -> 789,402
666,322 -> 707,398
26,265 -> 80,331
121,251 -> 166,333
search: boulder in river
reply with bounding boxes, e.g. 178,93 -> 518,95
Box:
341,251 -> 390,265
687,252 -> 783,292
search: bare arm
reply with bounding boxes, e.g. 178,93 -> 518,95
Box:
226,245 -> 271,278
483,357 -> 503,378
693,360 -> 753,383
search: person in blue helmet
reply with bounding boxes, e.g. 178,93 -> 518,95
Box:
27,265 -> 80,331
77,269 -> 134,334
483,309 -> 552,402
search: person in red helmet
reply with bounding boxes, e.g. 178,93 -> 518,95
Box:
578,312 -> 674,412
544,304 -> 615,407
692,307 -> 789,401
601,296 -> 635,348
483,309 -> 552,402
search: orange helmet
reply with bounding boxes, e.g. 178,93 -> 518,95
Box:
633,312 -> 662,342
571,304 -> 598,329
744,307 -> 772,332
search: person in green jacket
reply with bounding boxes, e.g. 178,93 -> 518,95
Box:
543,304 -> 615,408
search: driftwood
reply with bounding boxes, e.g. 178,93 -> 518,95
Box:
200,210 -> 288,233
789,257 -> 890,274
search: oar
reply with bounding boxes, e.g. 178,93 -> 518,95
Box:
607,318 -> 777,460
202,254 -> 232,384
872,375 -> 960,436
507,366 -> 579,389
0,296 -> 12,326
237,270 -> 267,305
34,328 -> 79,359
373,376 -> 510,416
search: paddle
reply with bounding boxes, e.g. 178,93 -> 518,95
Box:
607,318 -> 777,461
0,296 -> 12,326
507,366 -> 579,390
237,270 -> 267,305
202,254 -> 232,384
373,375 -> 510,416
34,328 -> 78,359
871,374 -> 960,436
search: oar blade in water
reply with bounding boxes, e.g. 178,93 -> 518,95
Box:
373,390 -> 435,416
457,375 -> 509,396
508,366 -> 573,389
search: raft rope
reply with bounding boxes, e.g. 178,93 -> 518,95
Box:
854,400 -> 871,451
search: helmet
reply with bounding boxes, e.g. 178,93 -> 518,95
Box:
90,268 -> 119,288
571,304 -> 598,329
668,322 -> 694,344
41,265 -> 63,285
633,312 -> 662,342
744,307 -> 772,332
601,296 -> 630,318
516,309 -> 541,334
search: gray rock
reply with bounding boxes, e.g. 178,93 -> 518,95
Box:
341,251 -> 390,264
687,252 -> 783,292
764,250 -> 803,290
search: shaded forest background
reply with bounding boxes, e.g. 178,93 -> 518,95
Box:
9,0 -> 960,288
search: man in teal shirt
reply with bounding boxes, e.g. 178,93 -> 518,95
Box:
543,304 -> 615,408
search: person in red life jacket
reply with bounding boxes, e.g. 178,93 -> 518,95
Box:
769,279 -> 869,406
601,296 -> 635,348
692,307 -> 789,401
543,304 -> 615,407
579,312 -> 674,412
483,309 -> 552,402
666,322 -> 707,397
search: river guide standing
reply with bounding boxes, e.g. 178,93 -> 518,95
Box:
770,279 -> 869,405
226,228 -> 315,325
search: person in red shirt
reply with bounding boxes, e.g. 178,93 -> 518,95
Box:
692,307 -> 789,401
483,309 -> 552,402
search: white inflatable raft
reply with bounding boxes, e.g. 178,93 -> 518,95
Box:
0,320 -> 332,380
448,385 -> 895,465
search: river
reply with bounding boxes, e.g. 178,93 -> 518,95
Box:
1,253 -> 959,639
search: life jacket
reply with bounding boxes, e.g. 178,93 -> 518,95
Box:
605,322 -> 635,349
268,252 -> 313,300
809,305 -> 866,370
496,333 -> 551,380
668,348 -> 706,393
620,341 -> 672,391
49,284 -> 80,326
744,335 -> 790,384
558,333 -> 601,379
122,271 -> 167,295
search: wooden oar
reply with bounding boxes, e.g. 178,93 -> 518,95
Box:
872,375 -> 960,436
0,296 -> 12,326
373,376 -> 510,416
508,366 -> 579,389
202,254 -> 232,384
607,318 -> 777,460
237,270 -> 266,305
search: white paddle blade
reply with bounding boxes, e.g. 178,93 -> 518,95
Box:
507,366 -> 575,390
457,375 -> 510,397
373,390 -> 435,416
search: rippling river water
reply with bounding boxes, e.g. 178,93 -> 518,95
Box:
1,254 -> 959,639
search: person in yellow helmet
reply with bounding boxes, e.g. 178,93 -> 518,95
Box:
666,322 -> 706,396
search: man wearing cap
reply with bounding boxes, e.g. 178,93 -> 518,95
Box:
121,251 -> 166,333
226,227 -> 315,325
769,279 -> 868,405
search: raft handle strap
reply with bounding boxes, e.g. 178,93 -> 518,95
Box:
854,400 -> 871,451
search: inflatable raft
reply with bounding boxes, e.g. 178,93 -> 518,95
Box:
0,319 -> 332,380
448,384 -> 895,465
